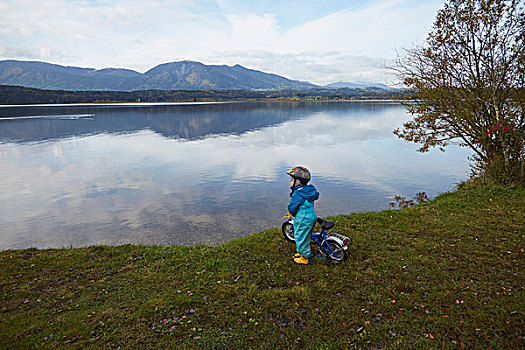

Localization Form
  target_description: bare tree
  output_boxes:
[393,0,524,183]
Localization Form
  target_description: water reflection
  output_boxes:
[0,102,470,250]
[0,102,396,142]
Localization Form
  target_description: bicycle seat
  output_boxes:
[317,218,335,230]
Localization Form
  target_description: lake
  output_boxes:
[0,101,471,250]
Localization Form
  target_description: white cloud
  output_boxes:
[204,50,392,85]
[0,0,443,84]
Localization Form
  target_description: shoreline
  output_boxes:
[0,99,410,109]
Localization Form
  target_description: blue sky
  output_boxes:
[0,0,444,85]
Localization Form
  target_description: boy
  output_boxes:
[286,166,319,265]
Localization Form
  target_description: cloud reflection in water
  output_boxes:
[0,102,470,249]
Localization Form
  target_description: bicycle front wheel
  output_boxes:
[320,238,347,262]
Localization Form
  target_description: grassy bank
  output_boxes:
[1,184,523,349]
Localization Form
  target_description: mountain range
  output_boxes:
[0,60,392,92]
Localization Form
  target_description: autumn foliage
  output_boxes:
[394,0,524,184]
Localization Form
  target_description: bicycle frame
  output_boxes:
[311,229,339,256]
[287,218,349,259]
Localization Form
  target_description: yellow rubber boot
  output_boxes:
[292,253,301,259]
[293,255,309,265]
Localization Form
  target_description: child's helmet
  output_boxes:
[287,166,311,183]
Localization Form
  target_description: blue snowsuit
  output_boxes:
[287,184,319,258]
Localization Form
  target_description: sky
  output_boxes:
[0,0,444,85]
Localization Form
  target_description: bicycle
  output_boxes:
[282,216,350,262]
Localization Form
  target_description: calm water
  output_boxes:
[0,101,471,250]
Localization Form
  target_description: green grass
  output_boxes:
[1,184,524,349]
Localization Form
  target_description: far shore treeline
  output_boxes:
[0,85,409,105]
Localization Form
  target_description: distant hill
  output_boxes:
[0,60,317,91]
[0,84,410,105]
[142,61,317,90]
[0,61,145,91]
[324,81,395,90]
